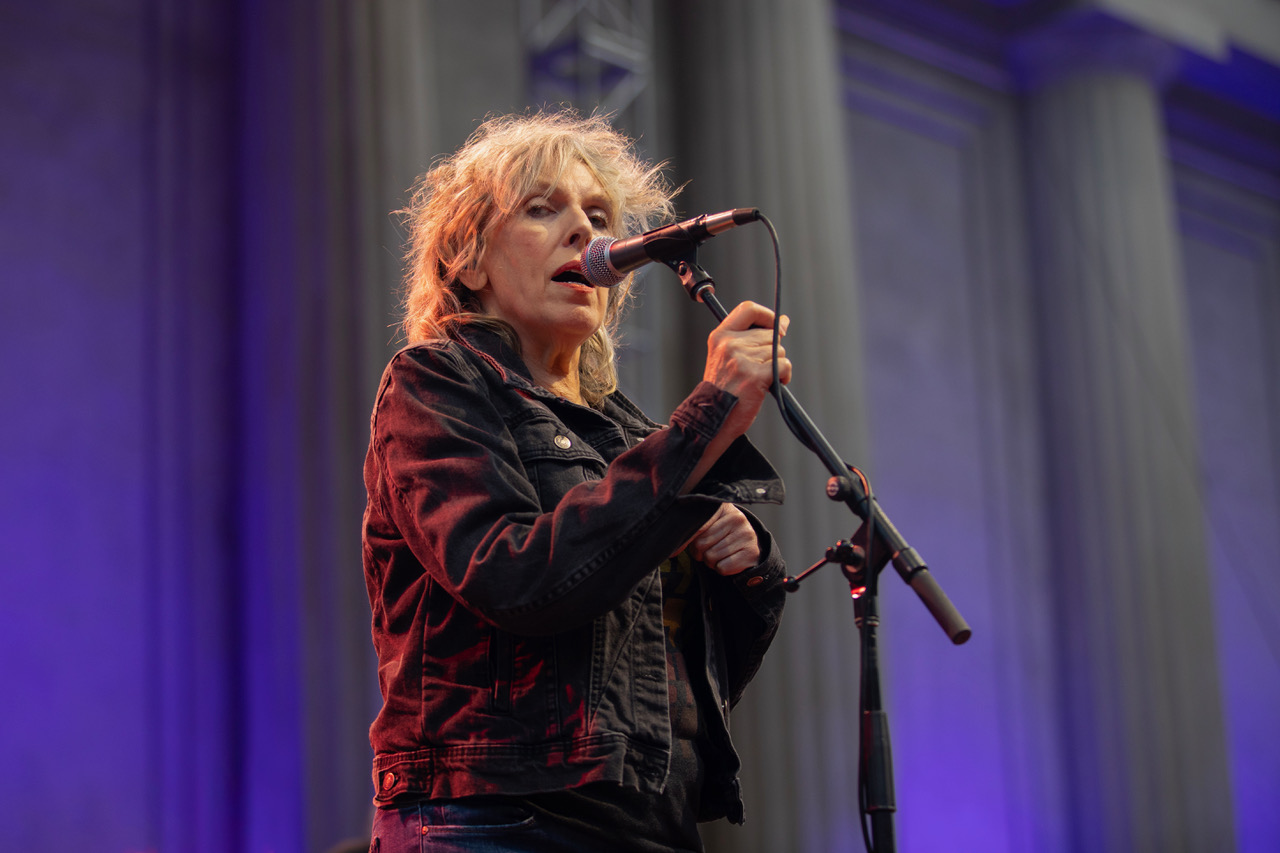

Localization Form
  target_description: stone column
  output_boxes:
[1018,13,1235,852]
[659,1,871,851]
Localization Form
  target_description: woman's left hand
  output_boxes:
[686,503,761,576]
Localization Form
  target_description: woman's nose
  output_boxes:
[565,206,592,246]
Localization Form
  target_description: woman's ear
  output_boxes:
[458,265,487,292]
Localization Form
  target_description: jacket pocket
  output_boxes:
[512,415,607,507]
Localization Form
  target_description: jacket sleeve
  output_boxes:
[365,343,747,636]
[706,508,788,707]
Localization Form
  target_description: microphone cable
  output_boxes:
[758,214,816,453]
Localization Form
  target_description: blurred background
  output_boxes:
[2,0,1277,851]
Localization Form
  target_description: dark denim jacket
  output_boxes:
[362,326,786,823]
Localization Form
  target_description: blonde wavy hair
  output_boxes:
[400,109,677,406]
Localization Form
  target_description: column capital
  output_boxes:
[1010,9,1183,93]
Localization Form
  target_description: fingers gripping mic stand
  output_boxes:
[663,251,971,853]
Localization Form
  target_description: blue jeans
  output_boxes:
[371,797,601,853]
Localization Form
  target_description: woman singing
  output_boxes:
[363,109,792,852]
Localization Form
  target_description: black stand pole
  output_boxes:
[665,254,971,853]
[849,528,897,852]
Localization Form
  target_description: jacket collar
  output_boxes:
[454,323,657,430]
[454,324,545,396]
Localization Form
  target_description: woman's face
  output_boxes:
[464,160,614,360]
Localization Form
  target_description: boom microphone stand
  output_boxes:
[663,252,971,853]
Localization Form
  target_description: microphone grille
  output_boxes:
[582,237,625,288]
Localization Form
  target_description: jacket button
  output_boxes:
[554,435,572,449]
[381,771,396,791]
[746,575,764,588]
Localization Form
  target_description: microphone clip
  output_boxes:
[664,253,718,305]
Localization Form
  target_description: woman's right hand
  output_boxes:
[702,300,792,442]
[680,301,792,494]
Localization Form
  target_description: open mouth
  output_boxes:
[551,269,590,285]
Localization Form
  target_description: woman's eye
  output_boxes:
[589,212,610,229]
[526,201,554,217]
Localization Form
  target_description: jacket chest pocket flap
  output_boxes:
[511,415,608,508]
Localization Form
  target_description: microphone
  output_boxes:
[580,208,760,287]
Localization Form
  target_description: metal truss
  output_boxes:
[520,0,654,128]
